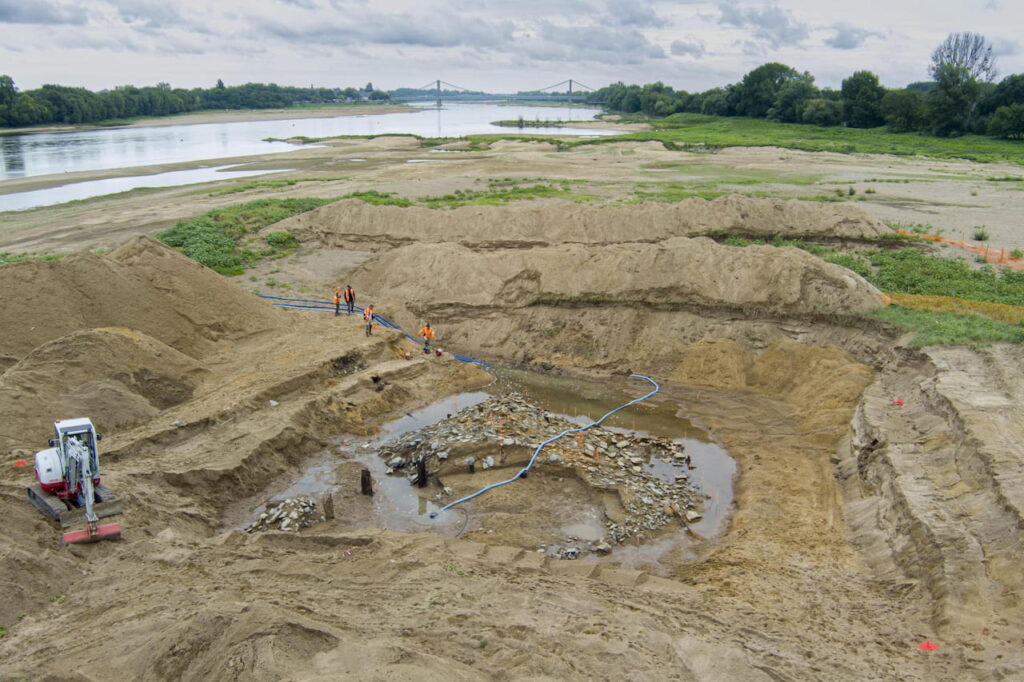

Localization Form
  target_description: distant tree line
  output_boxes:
[586,32,1024,141]
[0,77,391,128]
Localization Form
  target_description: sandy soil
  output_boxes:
[0,104,414,137]
[0,138,1022,679]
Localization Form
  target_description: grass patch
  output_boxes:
[568,114,1024,165]
[341,190,413,207]
[871,306,1024,346]
[867,249,1024,305]
[206,177,344,196]
[156,198,331,274]
[0,251,65,266]
[890,293,1024,325]
[418,180,572,209]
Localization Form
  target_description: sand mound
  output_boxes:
[0,236,281,361]
[279,195,887,251]
[352,237,884,315]
[0,327,209,451]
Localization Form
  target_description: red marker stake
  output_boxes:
[13,460,26,467]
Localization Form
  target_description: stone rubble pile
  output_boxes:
[378,394,706,546]
[244,497,320,533]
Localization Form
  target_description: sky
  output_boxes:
[1,0,1021,94]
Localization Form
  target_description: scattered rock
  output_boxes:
[268,400,279,407]
[374,393,707,548]
[245,497,320,533]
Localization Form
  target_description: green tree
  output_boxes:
[801,98,843,126]
[0,75,15,108]
[927,63,982,136]
[841,71,886,128]
[767,75,818,123]
[734,63,801,118]
[881,89,925,132]
[216,78,226,90]
[988,104,1024,139]
[699,87,730,116]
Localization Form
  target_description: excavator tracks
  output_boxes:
[27,484,123,529]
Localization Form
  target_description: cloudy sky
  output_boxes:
[1,0,1021,93]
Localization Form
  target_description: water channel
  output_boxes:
[0,103,618,212]
[230,367,736,572]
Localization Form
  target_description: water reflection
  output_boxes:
[1,135,24,173]
[0,103,617,183]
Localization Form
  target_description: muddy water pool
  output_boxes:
[232,367,736,569]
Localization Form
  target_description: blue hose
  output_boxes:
[428,374,660,518]
[257,294,488,366]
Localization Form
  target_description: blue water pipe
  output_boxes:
[428,374,660,518]
[255,293,488,366]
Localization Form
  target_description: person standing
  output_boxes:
[418,323,436,353]
[363,304,376,336]
[344,285,356,315]
[333,287,342,316]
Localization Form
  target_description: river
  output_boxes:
[0,103,617,212]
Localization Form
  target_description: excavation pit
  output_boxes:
[233,368,736,568]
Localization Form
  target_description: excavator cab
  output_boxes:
[27,418,122,544]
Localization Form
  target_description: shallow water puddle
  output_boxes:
[233,368,736,568]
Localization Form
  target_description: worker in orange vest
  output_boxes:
[343,285,355,315]
[333,287,342,316]
[363,305,376,336]
[419,323,436,354]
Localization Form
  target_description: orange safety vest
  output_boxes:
[419,326,435,340]
[333,288,341,304]
[344,287,354,303]
[363,307,375,322]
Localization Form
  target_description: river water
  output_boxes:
[0,103,616,212]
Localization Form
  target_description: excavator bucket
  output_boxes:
[62,521,122,545]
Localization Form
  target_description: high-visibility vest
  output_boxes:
[419,326,435,340]
[344,288,354,303]
[333,288,341,304]
[363,308,374,322]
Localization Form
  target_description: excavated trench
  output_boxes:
[228,366,737,571]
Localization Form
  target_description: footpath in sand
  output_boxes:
[0,196,1021,680]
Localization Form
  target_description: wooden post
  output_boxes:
[360,468,374,496]
[416,457,428,488]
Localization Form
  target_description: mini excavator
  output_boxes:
[26,418,123,544]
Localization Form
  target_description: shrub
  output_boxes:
[265,231,298,248]
[973,228,990,241]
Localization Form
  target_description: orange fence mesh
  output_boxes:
[894,230,1024,271]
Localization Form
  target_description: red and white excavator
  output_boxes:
[26,418,122,544]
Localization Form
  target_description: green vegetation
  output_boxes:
[867,249,1024,305]
[973,227,991,241]
[0,251,64,266]
[0,74,390,128]
[584,35,1022,149]
[206,177,344,196]
[870,306,1024,346]
[49,594,66,604]
[339,190,412,207]
[583,114,1024,164]
[156,198,331,274]
[419,182,571,209]
[720,235,1024,345]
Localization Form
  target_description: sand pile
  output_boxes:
[0,236,281,361]
[351,237,884,315]
[279,195,887,251]
[0,327,209,451]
